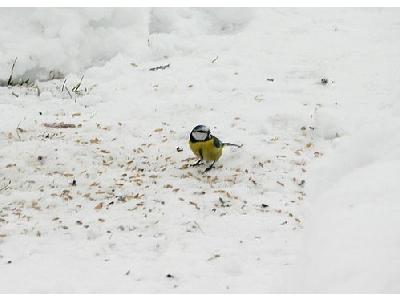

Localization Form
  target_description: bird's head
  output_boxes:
[190,125,211,141]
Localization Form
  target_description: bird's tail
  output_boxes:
[222,142,243,148]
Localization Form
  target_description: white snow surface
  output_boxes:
[0,8,399,293]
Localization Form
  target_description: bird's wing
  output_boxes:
[213,136,223,148]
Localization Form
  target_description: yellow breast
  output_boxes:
[189,138,223,162]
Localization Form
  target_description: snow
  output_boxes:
[0,8,150,81]
[0,8,400,293]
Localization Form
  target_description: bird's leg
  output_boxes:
[204,161,216,173]
[190,159,203,167]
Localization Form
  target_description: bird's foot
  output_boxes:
[190,160,203,167]
[203,162,216,173]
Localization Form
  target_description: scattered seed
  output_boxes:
[189,201,200,210]
[43,122,76,129]
[207,254,221,261]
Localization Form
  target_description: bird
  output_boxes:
[189,125,242,172]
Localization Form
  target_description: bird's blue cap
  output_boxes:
[192,125,210,133]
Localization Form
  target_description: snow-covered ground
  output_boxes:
[0,8,399,293]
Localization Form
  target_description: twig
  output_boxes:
[0,180,11,192]
[211,56,219,64]
[149,64,170,71]
[7,57,17,86]
[43,122,76,129]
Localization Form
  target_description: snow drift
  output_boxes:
[295,119,400,292]
[0,8,254,82]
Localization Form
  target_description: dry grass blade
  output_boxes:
[72,75,85,92]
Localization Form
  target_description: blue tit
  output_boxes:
[189,125,242,172]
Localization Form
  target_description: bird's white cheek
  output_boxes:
[192,132,207,141]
